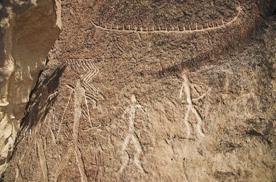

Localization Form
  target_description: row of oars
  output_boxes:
[93,19,231,32]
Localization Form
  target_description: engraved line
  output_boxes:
[57,88,74,137]
[91,6,242,34]
[66,59,101,106]
[73,80,89,182]
[36,137,49,182]
[180,74,207,138]
[53,147,73,182]
[118,95,145,174]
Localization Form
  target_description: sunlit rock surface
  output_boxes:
[2,0,276,181]
[0,0,61,176]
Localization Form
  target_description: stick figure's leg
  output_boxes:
[183,107,192,138]
[118,135,131,173]
[191,107,205,138]
[57,88,74,136]
[83,93,93,128]
[47,109,57,144]
[132,135,145,173]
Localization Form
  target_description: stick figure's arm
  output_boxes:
[122,107,130,119]
[136,105,146,113]
[179,83,185,99]
[192,88,211,102]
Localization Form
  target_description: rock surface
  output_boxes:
[0,0,61,176]
[3,0,276,181]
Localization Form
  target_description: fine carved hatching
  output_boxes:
[57,59,103,136]
[40,59,104,168]
[48,62,102,181]
[66,59,102,107]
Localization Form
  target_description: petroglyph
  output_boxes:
[47,81,92,181]
[53,148,73,182]
[179,74,210,139]
[43,107,58,145]
[57,87,74,137]
[118,95,146,174]
[64,83,93,129]
[57,58,103,136]
[91,6,242,34]
[36,137,49,182]
[72,80,89,182]
[66,59,99,85]
[43,64,103,182]
[14,165,20,182]
[66,59,102,107]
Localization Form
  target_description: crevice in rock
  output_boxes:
[272,8,276,16]
[20,61,66,131]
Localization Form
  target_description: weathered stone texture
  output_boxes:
[3,0,276,181]
[0,0,61,176]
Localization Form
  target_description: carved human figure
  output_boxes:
[66,59,102,107]
[72,80,89,182]
[179,73,209,139]
[118,95,145,174]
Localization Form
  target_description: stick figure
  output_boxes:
[118,95,145,174]
[179,74,209,139]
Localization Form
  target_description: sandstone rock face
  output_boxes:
[0,0,61,176]
[3,0,276,181]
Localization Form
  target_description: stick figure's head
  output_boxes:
[176,67,190,80]
[131,95,137,103]
[236,5,242,12]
